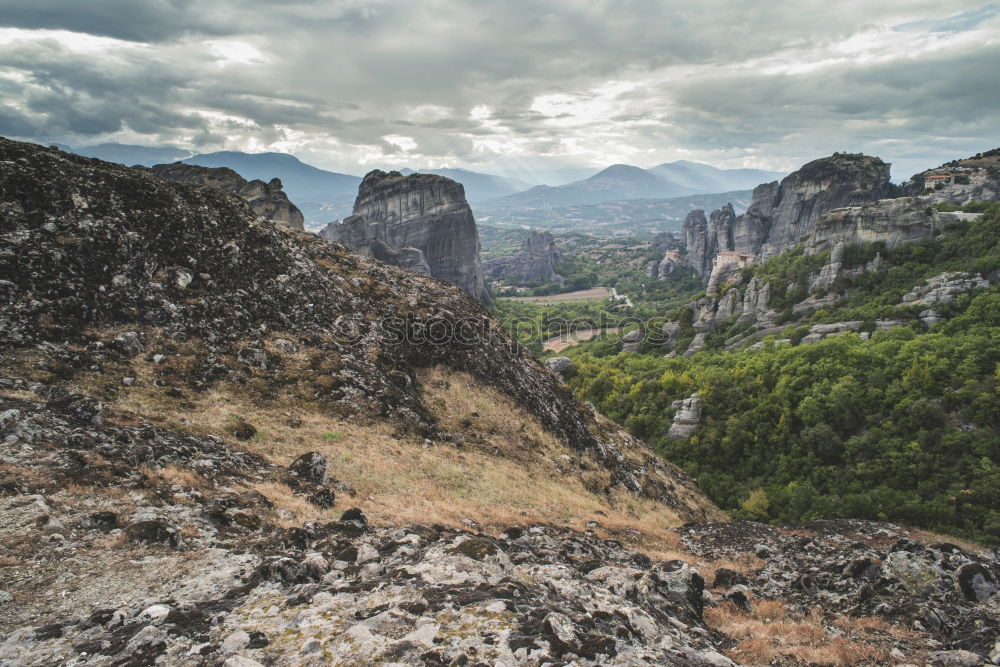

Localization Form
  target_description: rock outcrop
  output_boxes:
[684,154,895,285]
[901,272,991,306]
[903,148,1000,205]
[319,170,492,305]
[149,162,305,230]
[804,197,952,256]
[483,229,563,285]
[667,394,702,439]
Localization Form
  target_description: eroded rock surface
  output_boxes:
[319,170,492,304]
[484,229,563,285]
[149,162,305,231]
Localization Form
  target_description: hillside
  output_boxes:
[559,202,1000,545]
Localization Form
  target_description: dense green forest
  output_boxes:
[556,203,1000,544]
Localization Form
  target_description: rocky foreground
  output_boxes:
[1,385,998,666]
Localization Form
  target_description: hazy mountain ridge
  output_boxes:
[498,161,784,209]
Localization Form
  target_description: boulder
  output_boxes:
[288,451,328,485]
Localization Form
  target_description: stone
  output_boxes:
[544,356,573,379]
[125,520,179,547]
[955,562,997,602]
[883,551,943,595]
[273,338,298,354]
[0,591,12,604]
[622,328,644,353]
[140,604,171,624]
[319,170,492,305]
[483,230,563,284]
[0,409,20,430]
[113,331,144,356]
[223,657,265,667]
[220,629,251,654]
[340,507,368,524]
[287,451,328,485]
[667,394,702,439]
[712,568,750,590]
[237,347,270,369]
[927,650,989,666]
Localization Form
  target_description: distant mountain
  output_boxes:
[649,160,784,193]
[183,151,362,226]
[398,167,532,201]
[66,143,193,167]
[497,160,784,208]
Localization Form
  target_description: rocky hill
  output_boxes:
[2,138,998,665]
[319,170,493,305]
[682,154,897,287]
[149,162,305,231]
[903,148,1000,205]
[483,230,564,286]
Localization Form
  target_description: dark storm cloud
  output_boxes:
[0,0,996,175]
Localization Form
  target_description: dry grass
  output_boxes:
[74,350,688,554]
[251,481,338,527]
[705,600,892,666]
[908,528,988,555]
[701,553,766,588]
[140,465,211,490]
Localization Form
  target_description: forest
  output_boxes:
[552,203,1000,543]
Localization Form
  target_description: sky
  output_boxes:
[0,1,998,182]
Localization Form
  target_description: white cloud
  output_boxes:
[0,1,997,178]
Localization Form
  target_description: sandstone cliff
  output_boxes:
[804,197,953,255]
[483,229,563,284]
[319,170,492,305]
[150,162,305,230]
[684,154,895,287]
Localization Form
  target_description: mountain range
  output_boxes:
[498,162,785,208]
[58,142,784,229]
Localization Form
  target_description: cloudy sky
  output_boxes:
[0,1,998,181]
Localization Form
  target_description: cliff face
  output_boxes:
[320,170,492,305]
[757,154,895,256]
[483,229,563,284]
[684,154,895,285]
[805,197,950,255]
[150,162,305,230]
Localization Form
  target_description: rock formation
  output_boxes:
[667,394,702,439]
[483,229,563,284]
[149,162,305,230]
[804,197,953,256]
[683,154,895,285]
[903,148,1000,205]
[319,170,492,305]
